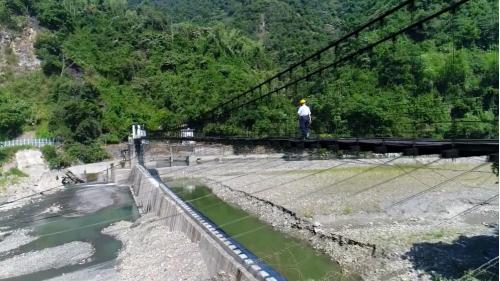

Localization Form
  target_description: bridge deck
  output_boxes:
[149,136,499,158]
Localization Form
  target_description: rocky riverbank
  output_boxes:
[161,155,498,281]
[103,215,212,281]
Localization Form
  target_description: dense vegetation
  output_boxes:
[0,0,498,162]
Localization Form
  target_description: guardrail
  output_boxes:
[0,138,59,148]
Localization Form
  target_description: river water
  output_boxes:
[0,183,139,281]
[171,184,359,281]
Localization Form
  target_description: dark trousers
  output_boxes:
[299,115,310,138]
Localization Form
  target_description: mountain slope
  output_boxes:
[0,0,497,163]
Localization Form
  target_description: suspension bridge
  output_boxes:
[146,0,498,159]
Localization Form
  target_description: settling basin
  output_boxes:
[170,183,357,281]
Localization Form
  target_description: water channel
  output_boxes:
[0,183,139,281]
[170,183,359,281]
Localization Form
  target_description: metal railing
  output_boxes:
[0,138,59,148]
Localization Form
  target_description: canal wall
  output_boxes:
[127,164,283,281]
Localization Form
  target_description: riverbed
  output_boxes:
[0,183,139,280]
[161,155,498,281]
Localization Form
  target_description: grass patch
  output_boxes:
[342,206,353,215]
[0,176,10,188]
[6,167,28,177]
[0,145,33,166]
[405,228,457,245]
[0,167,28,189]
[422,229,447,240]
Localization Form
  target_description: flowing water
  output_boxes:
[171,184,359,281]
[0,183,139,281]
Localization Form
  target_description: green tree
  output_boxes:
[0,94,29,140]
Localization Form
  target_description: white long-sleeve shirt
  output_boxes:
[298,105,311,117]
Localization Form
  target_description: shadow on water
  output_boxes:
[0,184,139,281]
[405,227,499,280]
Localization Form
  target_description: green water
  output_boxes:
[171,184,358,281]
[0,184,139,281]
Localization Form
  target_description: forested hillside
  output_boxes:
[0,0,498,163]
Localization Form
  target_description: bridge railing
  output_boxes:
[148,118,498,142]
[0,138,60,148]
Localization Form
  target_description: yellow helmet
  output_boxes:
[300,99,306,104]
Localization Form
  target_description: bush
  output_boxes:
[35,121,53,138]
[42,142,109,168]
[0,94,29,140]
[41,145,70,169]
[40,144,57,159]
[492,162,499,177]
[100,133,121,144]
[65,142,109,164]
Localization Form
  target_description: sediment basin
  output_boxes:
[170,183,356,281]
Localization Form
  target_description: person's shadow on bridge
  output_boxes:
[404,226,499,280]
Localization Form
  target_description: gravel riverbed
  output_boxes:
[161,154,498,281]
[0,241,95,279]
[103,214,211,281]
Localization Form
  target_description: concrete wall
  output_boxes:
[128,165,283,281]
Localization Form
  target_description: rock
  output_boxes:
[313,227,325,235]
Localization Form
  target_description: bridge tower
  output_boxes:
[131,124,147,166]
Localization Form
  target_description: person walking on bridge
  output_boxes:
[297,99,311,139]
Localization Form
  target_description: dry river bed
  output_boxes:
[0,214,214,281]
[160,155,499,281]
[0,149,215,281]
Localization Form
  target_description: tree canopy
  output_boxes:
[0,0,497,159]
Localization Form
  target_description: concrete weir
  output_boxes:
[128,164,284,281]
